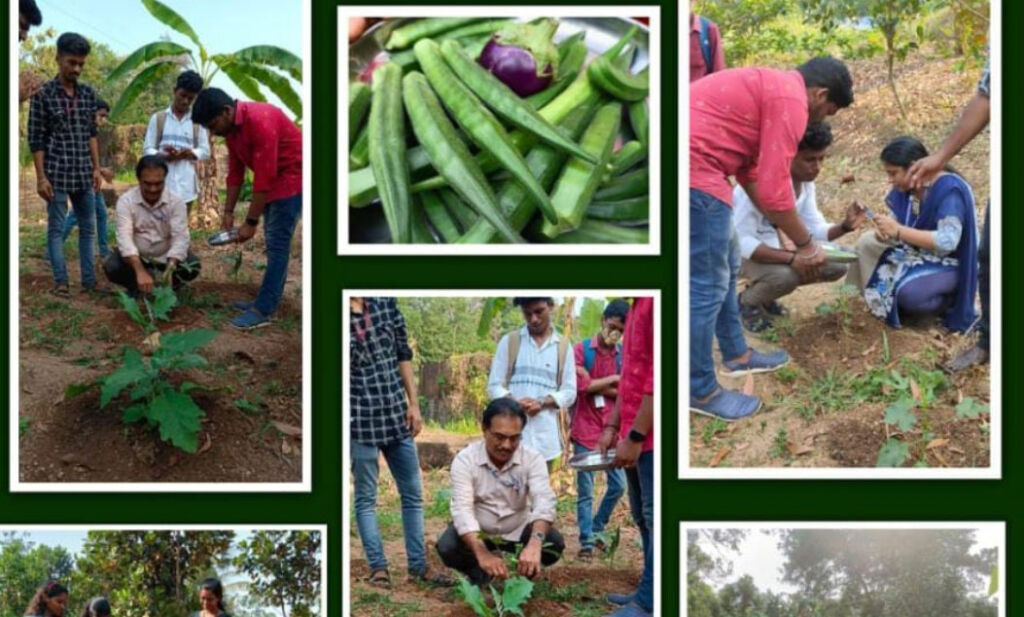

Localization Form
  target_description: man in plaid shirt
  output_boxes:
[349,297,453,588]
[28,32,104,296]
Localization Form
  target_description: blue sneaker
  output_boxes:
[690,389,761,422]
[606,592,635,606]
[230,300,255,312]
[603,602,652,616]
[231,308,271,330]
[720,349,789,377]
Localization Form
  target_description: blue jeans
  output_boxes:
[625,450,654,612]
[574,441,626,549]
[351,436,427,575]
[62,191,110,258]
[690,188,747,397]
[48,189,96,287]
[254,193,302,316]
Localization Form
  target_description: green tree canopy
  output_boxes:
[233,530,322,617]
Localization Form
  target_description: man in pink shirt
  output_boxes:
[192,88,303,330]
[689,4,726,82]
[598,297,654,616]
[570,299,629,561]
[690,57,853,421]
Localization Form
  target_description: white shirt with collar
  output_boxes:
[115,186,190,264]
[142,106,210,203]
[733,181,833,260]
[486,326,577,461]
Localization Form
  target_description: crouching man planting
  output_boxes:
[104,155,200,295]
[437,398,565,585]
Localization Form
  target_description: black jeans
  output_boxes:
[436,521,565,584]
[978,203,990,351]
[103,248,201,294]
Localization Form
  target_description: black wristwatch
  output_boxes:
[628,429,647,443]
[245,216,260,227]
[532,531,545,542]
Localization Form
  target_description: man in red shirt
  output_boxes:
[690,57,853,421]
[571,299,629,561]
[192,88,303,330]
[689,4,726,82]
[598,297,654,617]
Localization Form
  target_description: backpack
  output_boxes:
[156,110,201,150]
[582,340,623,376]
[698,16,714,74]
[502,330,571,390]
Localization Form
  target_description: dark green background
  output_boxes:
[2,1,1013,616]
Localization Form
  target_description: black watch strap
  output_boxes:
[245,216,260,227]
[628,429,646,443]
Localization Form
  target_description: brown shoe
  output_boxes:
[366,568,391,589]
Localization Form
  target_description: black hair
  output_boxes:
[880,135,959,177]
[796,56,854,108]
[135,154,169,178]
[482,398,528,430]
[79,597,111,617]
[191,88,235,126]
[21,0,43,26]
[602,298,630,322]
[200,578,227,612]
[176,70,204,94]
[512,297,554,308]
[798,122,833,152]
[25,581,68,616]
[95,98,110,112]
[56,32,90,56]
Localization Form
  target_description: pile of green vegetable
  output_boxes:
[347,18,650,244]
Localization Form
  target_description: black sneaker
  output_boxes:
[764,300,789,316]
[740,303,773,333]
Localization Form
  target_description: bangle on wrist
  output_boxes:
[245,216,260,227]
[795,235,813,249]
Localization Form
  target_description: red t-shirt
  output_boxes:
[689,13,726,82]
[226,101,303,202]
[690,67,809,212]
[571,336,621,450]
[617,298,654,453]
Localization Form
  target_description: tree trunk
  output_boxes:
[192,135,221,230]
[884,30,909,127]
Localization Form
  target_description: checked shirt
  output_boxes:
[28,78,99,193]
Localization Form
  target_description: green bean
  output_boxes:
[348,81,371,147]
[525,37,588,110]
[385,18,481,50]
[607,141,646,176]
[410,197,437,243]
[547,219,649,243]
[367,63,411,243]
[420,191,461,243]
[439,188,479,231]
[595,167,648,200]
[587,196,649,221]
[349,125,370,170]
[629,100,648,148]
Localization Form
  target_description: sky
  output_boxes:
[696,526,1002,596]
[30,0,303,110]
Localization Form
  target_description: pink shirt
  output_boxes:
[618,297,654,453]
[226,101,303,202]
[689,14,726,82]
[570,336,620,450]
[690,68,809,212]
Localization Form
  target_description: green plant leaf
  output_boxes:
[157,329,218,356]
[477,298,506,338]
[212,54,267,102]
[148,387,205,452]
[123,403,148,424]
[989,564,999,595]
[814,302,835,316]
[107,41,191,83]
[876,439,910,467]
[456,576,493,617]
[243,62,303,119]
[117,290,147,328]
[141,0,203,50]
[956,397,989,419]
[233,45,303,81]
[151,286,178,321]
[65,381,98,399]
[500,576,534,616]
[577,298,605,340]
[110,60,179,121]
[884,398,917,432]
[100,349,152,408]
[161,352,209,372]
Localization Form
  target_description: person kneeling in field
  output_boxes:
[437,398,565,586]
[733,122,867,332]
[104,155,200,296]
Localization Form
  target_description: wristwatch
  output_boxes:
[628,429,647,443]
[245,216,260,227]
[532,531,545,542]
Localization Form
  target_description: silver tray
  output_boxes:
[208,229,239,246]
[568,450,617,472]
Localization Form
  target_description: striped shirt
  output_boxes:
[486,326,577,461]
[27,78,99,193]
[349,298,413,447]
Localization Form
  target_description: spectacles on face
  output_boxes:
[487,430,522,448]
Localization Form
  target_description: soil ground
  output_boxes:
[688,52,993,469]
[17,170,304,483]
[348,456,646,617]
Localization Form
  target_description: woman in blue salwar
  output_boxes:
[848,136,979,332]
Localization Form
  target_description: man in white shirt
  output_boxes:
[142,70,209,208]
[103,155,199,295]
[733,122,866,332]
[436,398,563,586]
[487,297,577,467]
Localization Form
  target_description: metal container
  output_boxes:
[208,228,240,246]
[568,450,617,472]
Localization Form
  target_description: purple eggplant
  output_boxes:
[478,19,561,97]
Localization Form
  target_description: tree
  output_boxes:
[801,0,925,124]
[233,530,321,617]
[0,533,74,617]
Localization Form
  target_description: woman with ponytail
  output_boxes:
[192,578,230,617]
[24,581,69,617]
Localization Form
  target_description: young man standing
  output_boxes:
[143,70,209,211]
[28,32,103,297]
[348,297,452,589]
[190,88,302,330]
[61,99,114,260]
[690,56,854,421]
[486,297,577,468]
[689,2,725,82]
[733,122,866,331]
[571,299,629,561]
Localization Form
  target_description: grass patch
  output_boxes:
[425,486,451,519]
[534,580,592,602]
[351,589,422,617]
[700,418,728,445]
[19,416,31,437]
[427,415,479,435]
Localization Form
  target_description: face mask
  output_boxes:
[601,326,621,346]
